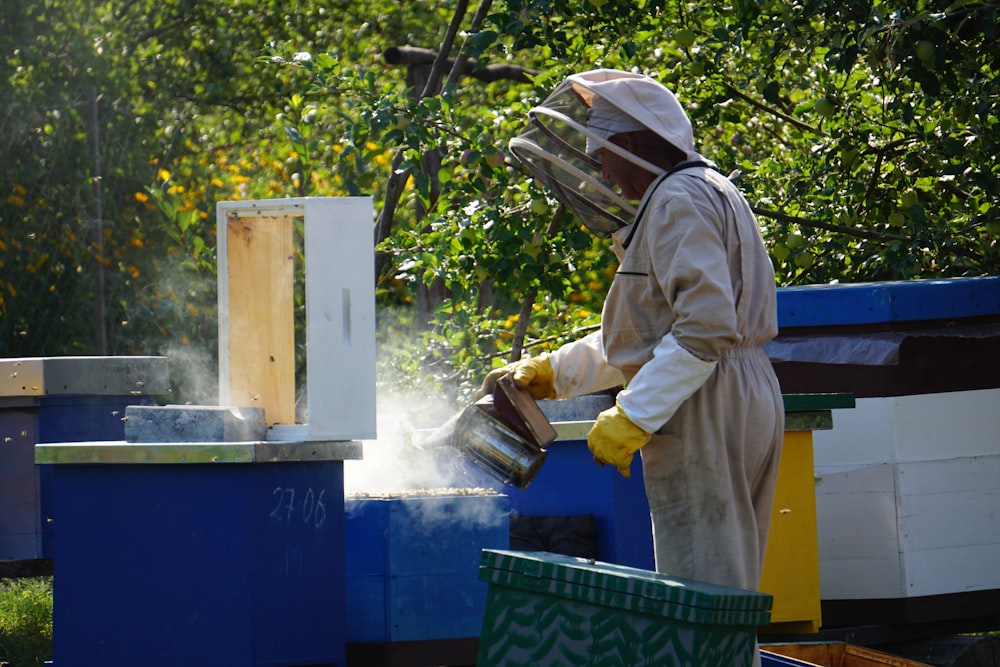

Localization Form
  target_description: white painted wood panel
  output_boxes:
[814,463,904,599]
[891,389,1000,461]
[903,542,1000,597]
[813,452,1000,600]
[813,397,898,465]
[814,389,1000,465]
[896,455,1000,597]
[303,197,377,440]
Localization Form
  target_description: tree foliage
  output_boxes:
[1,0,997,406]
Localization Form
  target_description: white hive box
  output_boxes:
[216,197,376,442]
[813,388,1000,613]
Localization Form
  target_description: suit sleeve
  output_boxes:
[549,330,626,399]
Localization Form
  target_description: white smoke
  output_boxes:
[161,342,218,406]
[343,383,500,498]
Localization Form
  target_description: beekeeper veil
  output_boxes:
[509,69,696,237]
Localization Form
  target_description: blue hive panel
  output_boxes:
[776,276,1000,328]
[344,493,510,643]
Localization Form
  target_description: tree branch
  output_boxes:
[384,46,538,84]
[419,0,470,99]
[374,3,476,285]
[373,153,410,282]
[722,81,818,134]
[752,205,908,242]
[443,0,495,92]
[509,203,565,362]
[375,2,536,285]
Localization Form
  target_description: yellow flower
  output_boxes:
[134,192,149,203]
[130,237,144,248]
[13,184,27,195]
[6,195,25,207]
[210,178,224,188]
[157,168,171,181]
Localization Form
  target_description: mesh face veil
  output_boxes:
[508,70,696,237]
[508,81,641,237]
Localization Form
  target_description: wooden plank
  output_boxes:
[223,214,295,426]
[783,393,856,412]
[784,410,834,432]
[812,397,899,466]
[763,642,933,667]
[896,455,1000,597]
[301,197,377,440]
[760,431,823,631]
[813,463,905,599]
[891,389,1000,461]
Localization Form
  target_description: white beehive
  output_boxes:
[813,388,1000,601]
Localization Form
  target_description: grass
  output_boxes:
[0,578,52,667]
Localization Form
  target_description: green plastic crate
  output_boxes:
[477,549,772,667]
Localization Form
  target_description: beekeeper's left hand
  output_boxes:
[478,354,556,400]
[587,401,651,478]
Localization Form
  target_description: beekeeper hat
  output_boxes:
[508,69,700,237]
[586,95,646,153]
[570,69,696,159]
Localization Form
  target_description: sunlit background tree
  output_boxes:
[2,0,997,408]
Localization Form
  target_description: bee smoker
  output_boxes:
[421,374,557,490]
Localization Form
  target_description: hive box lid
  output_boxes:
[479,549,772,627]
[0,356,170,397]
[776,276,1000,329]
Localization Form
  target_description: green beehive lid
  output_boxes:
[479,549,772,628]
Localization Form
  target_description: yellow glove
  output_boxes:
[587,402,651,478]
[478,354,556,400]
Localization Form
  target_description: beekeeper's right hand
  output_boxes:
[478,354,556,400]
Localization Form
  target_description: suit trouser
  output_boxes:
[640,347,783,666]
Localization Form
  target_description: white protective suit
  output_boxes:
[512,70,784,596]
[550,160,784,592]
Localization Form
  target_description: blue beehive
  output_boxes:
[37,442,355,667]
[345,493,509,643]
[0,356,169,562]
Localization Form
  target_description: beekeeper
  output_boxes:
[484,69,784,600]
